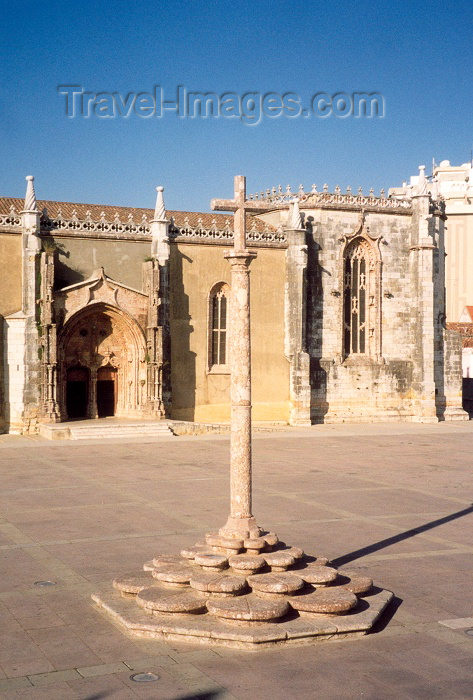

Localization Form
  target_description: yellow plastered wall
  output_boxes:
[0,233,22,316]
[0,232,22,431]
[170,243,289,422]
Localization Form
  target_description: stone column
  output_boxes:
[89,369,98,419]
[147,186,171,417]
[410,186,438,421]
[39,251,60,422]
[15,176,42,432]
[211,175,272,540]
[284,201,311,426]
[219,248,259,539]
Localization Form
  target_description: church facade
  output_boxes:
[0,172,467,434]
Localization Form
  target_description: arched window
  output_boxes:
[343,237,380,357]
[209,283,229,368]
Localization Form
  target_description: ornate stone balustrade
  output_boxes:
[0,206,22,228]
[32,210,288,246]
[40,209,150,236]
[249,184,413,211]
[170,217,287,245]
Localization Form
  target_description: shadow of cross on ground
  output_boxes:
[332,504,473,567]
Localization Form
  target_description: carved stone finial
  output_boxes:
[311,184,318,193]
[153,185,167,222]
[413,165,428,196]
[323,183,328,193]
[289,198,303,230]
[150,185,170,262]
[24,175,38,212]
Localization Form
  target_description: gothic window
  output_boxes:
[343,237,379,357]
[209,283,229,368]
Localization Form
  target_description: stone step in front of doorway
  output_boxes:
[38,420,175,441]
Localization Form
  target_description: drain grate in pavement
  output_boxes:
[130,672,159,682]
[34,580,57,586]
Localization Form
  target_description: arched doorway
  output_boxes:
[58,303,147,421]
[97,365,117,417]
[66,366,89,419]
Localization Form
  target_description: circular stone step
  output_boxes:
[337,571,373,595]
[207,593,289,621]
[263,551,296,571]
[113,572,156,595]
[262,532,279,547]
[152,555,183,568]
[243,537,266,552]
[136,587,207,613]
[151,564,193,585]
[205,533,243,550]
[289,588,358,614]
[180,546,210,560]
[190,571,247,595]
[284,547,304,560]
[228,554,266,575]
[247,572,304,595]
[194,553,228,570]
[298,565,338,585]
[314,556,330,566]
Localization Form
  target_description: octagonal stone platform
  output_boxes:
[93,534,393,649]
[92,586,392,648]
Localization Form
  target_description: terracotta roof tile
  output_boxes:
[447,322,473,347]
[0,197,275,233]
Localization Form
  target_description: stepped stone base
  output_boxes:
[92,531,393,648]
[92,587,392,649]
[38,419,174,440]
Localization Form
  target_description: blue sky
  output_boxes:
[1,0,472,212]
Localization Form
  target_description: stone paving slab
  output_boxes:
[0,422,472,698]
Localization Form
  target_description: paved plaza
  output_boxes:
[0,421,472,699]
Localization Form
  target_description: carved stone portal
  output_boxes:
[58,303,147,420]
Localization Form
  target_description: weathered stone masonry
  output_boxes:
[0,176,467,433]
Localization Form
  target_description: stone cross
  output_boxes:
[211,176,269,538]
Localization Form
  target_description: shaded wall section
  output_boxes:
[47,235,151,290]
[170,242,289,422]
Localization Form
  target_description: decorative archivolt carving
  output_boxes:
[339,211,383,250]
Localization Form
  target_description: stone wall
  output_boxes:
[304,207,418,422]
[169,241,289,423]
[44,235,151,291]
